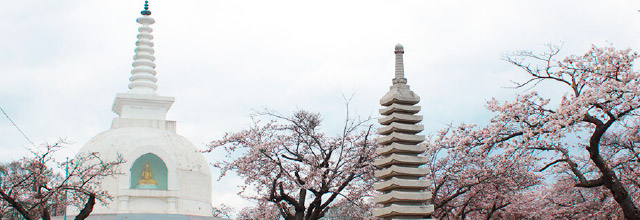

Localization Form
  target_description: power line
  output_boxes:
[0,105,36,147]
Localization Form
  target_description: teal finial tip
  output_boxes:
[141,0,151,16]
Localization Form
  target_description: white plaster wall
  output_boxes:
[178,169,211,202]
[128,197,168,213]
[179,198,213,216]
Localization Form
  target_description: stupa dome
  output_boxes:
[76,127,212,216]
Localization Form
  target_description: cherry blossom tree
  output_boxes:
[431,45,640,219]
[321,197,374,219]
[206,109,377,220]
[0,141,123,220]
[211,203,235,219]
[522,175,621,219]
[236,200,280,220]
[427,124,541,219]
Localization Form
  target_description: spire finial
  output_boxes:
[141,1,151,16]
[129,2,157,94]
[392,43,407,85]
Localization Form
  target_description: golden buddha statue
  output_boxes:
[138,162,158,185]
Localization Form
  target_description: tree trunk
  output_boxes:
[41,206,51,220]
[74,193,95,220]
[485,200,497,220]
[589,125,640,220]
[0,189,34,220]
[295,189,306,220]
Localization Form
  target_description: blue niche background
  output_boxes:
[130,153,168,190]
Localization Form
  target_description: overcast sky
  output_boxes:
[1,0,638,212]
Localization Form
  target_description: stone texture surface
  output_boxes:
[373,44,434,219]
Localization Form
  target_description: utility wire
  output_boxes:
[0,105,36,147]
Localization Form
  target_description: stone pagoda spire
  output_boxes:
[111,0,175,130]
[373,44,434,219]
[129,0,158,94]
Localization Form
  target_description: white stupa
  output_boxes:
[67,1,215,218]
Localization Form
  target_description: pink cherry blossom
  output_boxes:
[206,110,377,220]
[430,45,640,219]
[0,141,124,220]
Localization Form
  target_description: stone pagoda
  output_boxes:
[373,44,434,219]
